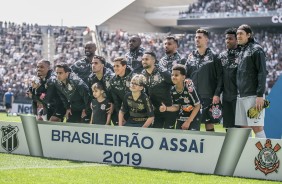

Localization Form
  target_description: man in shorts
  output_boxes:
[235,24,267,138]
[3,88,14,115]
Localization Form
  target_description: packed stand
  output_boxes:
[53,27,85,67]
[0,22,43,103]
[179,0,282,18]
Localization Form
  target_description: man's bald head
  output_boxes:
[85,42,97,57]
[129,35,141,52]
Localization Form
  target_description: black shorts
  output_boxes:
[67,110,87,123]
[222,99,238,128]
[5,103,11,109]
[50,107,66,121]
[200,98,215,124]
[152,111,177,129]
[176,114,201,131]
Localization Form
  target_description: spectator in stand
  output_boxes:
[180,0,281,16]
[0,22,43,103]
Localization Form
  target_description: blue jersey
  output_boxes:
[4,92,13,104]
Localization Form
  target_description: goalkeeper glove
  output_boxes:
[247,100,270,119]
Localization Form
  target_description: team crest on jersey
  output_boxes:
[172,60,178,66]
[126,81,130,88]
[67,84,73,91]
[154,75,159,82]
[255,139,280,175]
[1,125,19,153]
[204,56,210,61]
[188,86,194,93]
[184,97,190,103]
[137,56,142,61]
[161,60,168,67]
[105,80,110,89]
[101,104,106,110]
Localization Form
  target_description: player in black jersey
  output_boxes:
[160,64,201,130]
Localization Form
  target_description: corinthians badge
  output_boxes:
[1,125,19,153]
[255,139,281,175]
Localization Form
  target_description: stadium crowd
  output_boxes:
[0,23,89,103]
[179,0,282,17]
[0,22,43,103]
[53,27,85,66]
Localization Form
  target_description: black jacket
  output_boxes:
[142,66,174,113]
[185,48,223,98]
[237,41,267,97]
[159,52,186,73]
[71,57,92,84]
[125,47,145,74]
[110,66,134,112]
[71,56,114,84]
[55,73,90,111]
[88,67,114,101]
[31,70,64,116]
[219,48,240,101]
